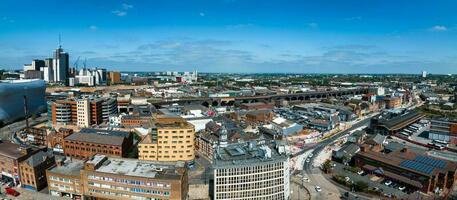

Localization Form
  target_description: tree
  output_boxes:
[353,181,369,192]
[322,159,333,174]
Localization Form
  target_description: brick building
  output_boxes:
[48,128,74,153]
[63,128,133,159]
[239,102,275,110]
[19,150,56,191]
[354,147,457,193]
[138,118,195,162]
[47,155,188,200]
[0,140,43,186]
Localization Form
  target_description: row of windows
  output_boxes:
[216,162,284,176]
[88,189,164,200]
[215,186,284,199]
[142,150,191,154]
[88,182,170,196]
[87,175,171,189]
[216,192,285,200]
[50,176,73,183]
[216,171,284,185]
[216,177,284,192]
[140,145,193,149]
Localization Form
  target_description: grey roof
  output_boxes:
[366,134,386,145]
[48,158,85,177]
[23,150,54,167]
[65,129,130,146]
[214,140,287,168]
[333,142,360,159]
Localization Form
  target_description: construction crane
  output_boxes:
[73,56,81,70]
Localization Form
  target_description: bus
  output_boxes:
[433,140,449,147]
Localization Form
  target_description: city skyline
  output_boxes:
[1,0,457,74]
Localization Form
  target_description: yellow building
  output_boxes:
[139,119,195,162]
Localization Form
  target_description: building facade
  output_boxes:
[47,155,188,200]
[213,141,289,200]
[138,119,195,162]
[63,128,133,159]
[19,150,56,191]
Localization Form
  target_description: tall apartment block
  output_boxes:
[138,117,195,162]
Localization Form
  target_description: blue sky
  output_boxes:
[1,0,457,73]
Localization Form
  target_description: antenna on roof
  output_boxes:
[58,33,62,48]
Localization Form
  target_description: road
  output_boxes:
[302,117,376,200]
[0,113,48,140]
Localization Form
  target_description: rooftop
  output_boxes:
[64,128,130,146]
[87,155,185,180]
[214,140,287,168]
[48,158,85,177]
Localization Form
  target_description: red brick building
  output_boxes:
[63,128,133,159]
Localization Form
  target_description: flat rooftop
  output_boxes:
[48,158,85,177]
[214,140,287,168]
[64,128,130,146]
[88,155,185,180]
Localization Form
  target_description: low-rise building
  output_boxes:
[19,150,56,191]
[428,119,457,144]
[354,147,457,193]
[47,155,188,200]
[63,128,133,159]
[0,140,42,186]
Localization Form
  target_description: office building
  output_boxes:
[49,96,118,127]
[213,140,290,200]
[63,128,133,159]
[46,158,85,199]
[138,117,195,162]
[42,58,54,82]
[74,68,107,86]
[53,46,69,84]
[108,71,122,84]
[47,155,188,200]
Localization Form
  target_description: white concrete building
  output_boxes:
[213,140,289,200]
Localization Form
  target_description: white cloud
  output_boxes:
[344,16,362,21]
[89,25,98,31]
[430,25,447,32]
[112,3,133,17]
[199,12,205,17]
[112,10,127,16]
[122,3,133,10]
[307,22,318,29]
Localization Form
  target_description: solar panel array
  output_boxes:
[400,160,434,174]
[415,155,446,169]
[400,155,447,174]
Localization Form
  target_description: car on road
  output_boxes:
[5,187,20,197]
[399,186,406,191]
[357,170,364,175]
[303,177,310,182]
[384,180,392,186]
[308,153,314,158]
[315,185,322,192]
[305,159,310,163]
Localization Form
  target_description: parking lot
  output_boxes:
[331,162,409,198]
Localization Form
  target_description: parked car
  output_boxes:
[357,170,364,175]
[315,185,322,192]
[399,186,406,191]
[5,187,20,197]
[303,177,310,182]
[384,180,392,186]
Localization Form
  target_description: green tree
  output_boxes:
[322,159,333,174]
[353,181,369,192]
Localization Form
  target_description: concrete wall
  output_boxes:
[188,183,210,200]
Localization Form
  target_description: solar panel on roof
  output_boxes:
[414,155,446,169]
[400,160,434,174]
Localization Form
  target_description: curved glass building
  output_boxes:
[0,79,46,125]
